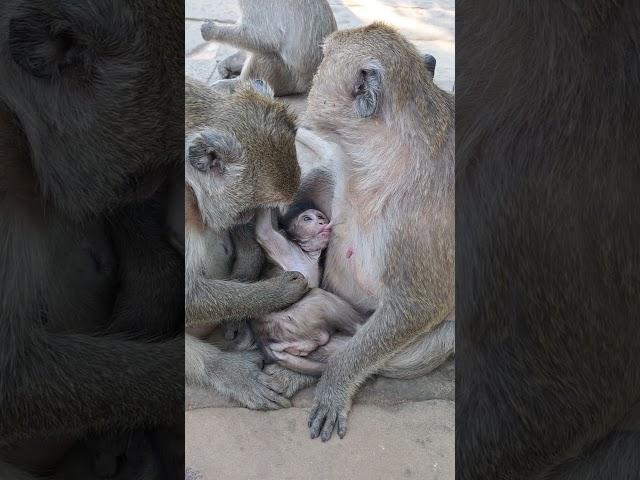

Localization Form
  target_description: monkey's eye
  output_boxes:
[303,216,312,222]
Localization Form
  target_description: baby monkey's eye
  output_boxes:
[303,216,312,222]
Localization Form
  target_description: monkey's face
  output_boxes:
[287,209,331,253]
[0,0,182,218]
[185,79,300,231]
[306,22,425,133]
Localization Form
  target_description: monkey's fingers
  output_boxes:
[257,373,291,408]
[308,404,328,439]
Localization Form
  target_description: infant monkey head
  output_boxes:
[286,209,331,253]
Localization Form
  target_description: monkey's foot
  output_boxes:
[308,378,351,441]
[206,350,291,410]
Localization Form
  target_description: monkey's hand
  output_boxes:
[268,270,310,306]
[205,349,291,410]
[307,367,353,441]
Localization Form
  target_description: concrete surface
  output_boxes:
[186,400,454,480]
[185,2,455,479]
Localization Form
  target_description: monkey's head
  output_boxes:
[286,208,331,253]
[0,0,182,219]
[306,22,433,133]
[185,78,300,231]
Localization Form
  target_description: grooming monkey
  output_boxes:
[201,0,337,96]
[0,0,184,477]
[184,76,310,410]
[264,23,455,441]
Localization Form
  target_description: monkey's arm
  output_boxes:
[229,222,265,281]
[291,133,337,220]
[255,208,300,268]
[185,271,308,328]
[201,21,279,54]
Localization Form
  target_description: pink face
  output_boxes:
[287,209,332,253]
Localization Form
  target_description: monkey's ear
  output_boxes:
[9,10,88,79]
[247,79,275,99]
[353,65,382,118]
[423,54,436,79]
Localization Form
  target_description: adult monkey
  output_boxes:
[269,23,455,441]
[184,77,309,409]
[457,1,640,479]
[0,0,183,477]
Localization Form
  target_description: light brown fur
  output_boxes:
[270,22,455,441]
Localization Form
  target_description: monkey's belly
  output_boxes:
[323,234,379,313]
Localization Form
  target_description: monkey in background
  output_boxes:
[184,76,311,410]
[201,0,337,96]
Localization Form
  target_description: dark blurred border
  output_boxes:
[456,1,640,479]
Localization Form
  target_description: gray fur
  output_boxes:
[184,77,310,410]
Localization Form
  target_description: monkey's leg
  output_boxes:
[186,335,290,410]
[274,317,454,380]
[544,431,640,480]
[229,223,265,282]
[217,51,247,79]
[307,301,449,441]
[378,316,454,379]
[185,270,308,327]
[201,22,279,54]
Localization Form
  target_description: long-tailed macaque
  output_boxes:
[184,77,310,410]
[262,23,455,441]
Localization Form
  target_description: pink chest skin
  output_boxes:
[346,247,354,259]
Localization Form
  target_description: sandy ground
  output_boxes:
[185,2,455,479]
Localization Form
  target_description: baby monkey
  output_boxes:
[256,206,332,288]
[253,207,364,361]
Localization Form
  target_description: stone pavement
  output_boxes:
[185,1,455,479]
